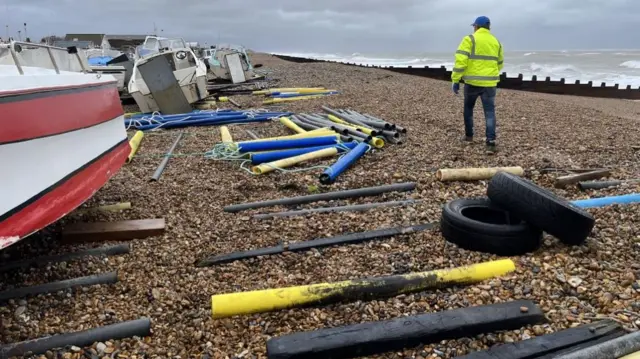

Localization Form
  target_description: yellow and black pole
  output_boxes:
[211,259,515,318]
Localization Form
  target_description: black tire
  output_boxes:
[440,198,543,256]
[487,171,595,245]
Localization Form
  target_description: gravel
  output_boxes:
[0,53,639,358]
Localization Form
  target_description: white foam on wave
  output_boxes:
[271,51,640,88]
[620,60,640,69]
[529,62,580,74]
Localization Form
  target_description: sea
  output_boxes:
[274,50,640,88]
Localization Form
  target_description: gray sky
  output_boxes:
[3,0,639,53]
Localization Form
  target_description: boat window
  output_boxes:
[143,37,158,50]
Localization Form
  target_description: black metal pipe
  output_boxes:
[346,111,394,131]
[0,244,130,274]
[253,199,420,220]
[301,114,372,141]
[364,113,406,133]
[196,223,436,266]
[150,131,184,181]
[290,117,353,143]
[578,179,635,190]
[555,330,640,359]
[313,113,382,136]
[0,318,151,357]
[223,182,417,213]
[0,271,118,302]
[321,106,371,129]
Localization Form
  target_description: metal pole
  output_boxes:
[150,131,184,181]
[0,318,151,357]
[224,182,417,213]
[253,199,421,220]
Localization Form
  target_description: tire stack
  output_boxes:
[441,171,596,256]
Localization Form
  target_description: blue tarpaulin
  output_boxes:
[87,56,113,66]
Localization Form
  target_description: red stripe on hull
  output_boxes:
[0,85,123,144]
[0,140,130,245]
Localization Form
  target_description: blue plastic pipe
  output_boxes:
[319,142,369,185]
[237,136,339,153]
[571,193,640,208]
[136,116,272,131]
[250,142,358,164]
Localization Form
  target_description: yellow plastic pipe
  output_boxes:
[263,94,332,104]
[251,147,338,174]
[620,351,640,359]
[280,117,307,133]
[210,259,516,318]
[126,131,144,163]
[236,129,337,144]
[436,166,525,181]
[220,126,233,143]
[253,87,326,95]
[368,137,385,149]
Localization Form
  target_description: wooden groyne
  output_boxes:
[273,54,640,100]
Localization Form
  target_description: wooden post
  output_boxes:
[62,219,165,243]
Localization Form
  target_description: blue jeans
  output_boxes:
[463,84,496,143]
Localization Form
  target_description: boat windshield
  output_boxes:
[159,38,187,50]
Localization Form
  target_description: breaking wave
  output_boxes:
[620,60,640,69]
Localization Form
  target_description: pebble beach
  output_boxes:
[1,53,639,358]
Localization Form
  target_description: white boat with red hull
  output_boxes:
[0,41,130,250]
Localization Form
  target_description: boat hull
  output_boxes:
[0,72,129,249]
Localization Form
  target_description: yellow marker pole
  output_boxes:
[211,259,516,318]
[280,117,307,133]
[251,147,338,174]
[220,126,233,143]
[126,131,144,163]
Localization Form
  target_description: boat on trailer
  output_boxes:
[128,36,208,113]
[0,41,130,250]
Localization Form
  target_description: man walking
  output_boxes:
[451,16,504,154]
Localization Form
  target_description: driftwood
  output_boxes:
[554,169,611,188]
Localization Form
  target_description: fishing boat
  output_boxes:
[128,36,208,113]
[203,44,262,84]
[0,41,130,250]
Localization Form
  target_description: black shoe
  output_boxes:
[461,136,473,143]
[486,141,497,154]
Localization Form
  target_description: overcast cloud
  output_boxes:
[2,0,639,54]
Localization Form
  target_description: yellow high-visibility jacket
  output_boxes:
[451,28,504,87]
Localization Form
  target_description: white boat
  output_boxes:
[0,41,129,250]
[127,36,208,113]
[203,44,262,84]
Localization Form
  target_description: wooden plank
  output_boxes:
[554,169,611,188]
[62,219,165,243]
[454,320,624,359]
[266,300,546,359]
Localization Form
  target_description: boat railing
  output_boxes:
[0,41,89,75]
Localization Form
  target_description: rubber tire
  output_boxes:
[440,198,543,256]
[487,171,595,245]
